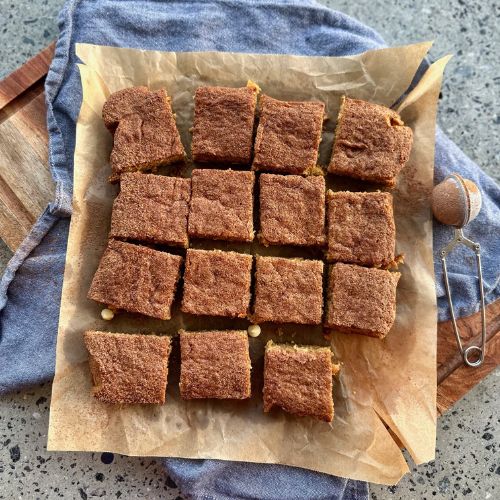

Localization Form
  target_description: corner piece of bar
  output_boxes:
[102,86,185,182]
[84,331,171,404]
[328,96,413,187]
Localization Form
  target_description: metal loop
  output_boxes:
[463,346,483,368]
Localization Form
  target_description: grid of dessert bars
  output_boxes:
[85,85,412,422]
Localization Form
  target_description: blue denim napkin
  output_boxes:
[1,1,499,498]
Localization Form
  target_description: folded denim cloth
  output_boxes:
[1,1,499,498]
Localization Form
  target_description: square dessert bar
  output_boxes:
[102,87,185,182]
[252,95,325,175]
[191,84,258,164]
[88,240,182,320]
[110,172,191,247]
[188,169,254,242]
[263,342,334,422]
[181,249,253,318]
[326,190,395,267]
[329,96,413,187]
[259,173,325,247]
[84,331,171,404]
[325,263,401,339]
[253,256,323,325]
[179,330,251,399]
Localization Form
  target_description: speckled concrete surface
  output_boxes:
[0,376,497,500]
[0,383,181,499]
[371,370,499,500]
[0,0,499,499]
[0,0,60,79]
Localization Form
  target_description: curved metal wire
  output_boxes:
[440,228,486,367]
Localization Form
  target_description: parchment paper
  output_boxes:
[47,42,450,485]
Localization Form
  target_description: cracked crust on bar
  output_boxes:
[181,249,253,318]
[88,240,182,320]
[84,331,171,404]
[191,85,257,164]
[179,330,251,399]
[259,173,325,247]
[252,95,324,174]
[110,172,191,247]
[326,190,395,267]
[102,87,185,182]
[328,96,413,187]
[188,169,254,242]
[263,341,334,422]
[325,263,400,338]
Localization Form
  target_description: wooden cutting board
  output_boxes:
[0,43,55,250]
[0,45,498,414]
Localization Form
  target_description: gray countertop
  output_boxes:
[0,0,498,498]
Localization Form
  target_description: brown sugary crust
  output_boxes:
[259,174,325,247]
[252,95,324,174]
[325,263,401,339]
[253,256,323,325]
[326,190,395,267]
[102,87,185,183]
[181,249,253,318]
[179,330,251,399]
[191,86,257,164]
[328,96,413,187]
[263,341,334,422]
[88,240,182,320]
[188,169,254,242]
[84,331,171,404]
[110,172,191,247]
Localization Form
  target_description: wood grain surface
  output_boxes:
[437,300,500,415]
[0,45,54,250]
[0,45,498,414]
